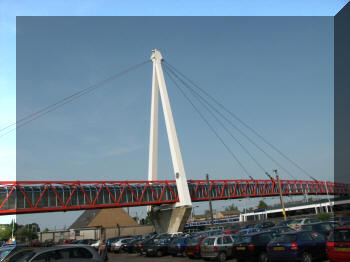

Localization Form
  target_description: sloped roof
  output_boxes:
[70,208,138,229]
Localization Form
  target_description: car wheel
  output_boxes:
[301,252,312,262]
[218,252,227,262]
[258,252,269,262]
[156,250,163,257]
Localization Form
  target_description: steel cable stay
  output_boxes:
[163,60,318,183]
[163,63,299,182]
[0,60,151,138]
[164,66,269,180]
[163,67,254,180]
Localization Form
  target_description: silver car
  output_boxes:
[21,245,103,262]
[110,238,133,253]
[201,235,234,262]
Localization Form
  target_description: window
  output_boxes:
[258,234,272,243]
[223,236,233,244]
[332,229,350,242]
[217,237,223,245]
[69,248,93,259]
[9,250,35,262]
[300,232,313,241]
[203,238,215,245]
[272,234,297,243]
[32,251,61,262]
[311,232,325,241]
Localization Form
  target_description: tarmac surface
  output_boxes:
[107,252,330,262]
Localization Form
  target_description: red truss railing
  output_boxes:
[0,179,349,215]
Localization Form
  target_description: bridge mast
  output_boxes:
[148,49,192,207]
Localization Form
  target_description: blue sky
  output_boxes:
[0,0,348,228]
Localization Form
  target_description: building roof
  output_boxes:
[70,208,138,229]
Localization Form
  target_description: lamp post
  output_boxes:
[191,205,199,222]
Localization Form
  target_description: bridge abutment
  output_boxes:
[150,205,192,233]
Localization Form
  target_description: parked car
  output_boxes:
[19,245,104,262]
[136,237,155,255]
[111,238,134,253]
[29,239,41,247]
[289,218,319,230]
[267,230,327,262]
[141,237,172,257]
[63,239,76,245]
[301,222,339,238]
[123,239,143,253]
[326,226,350,262]
[74,239,94,245]
[233,231,274,262]
[43,239,55,247]
[167,237,188,257]
[185,236,207,259]
[201,234,234,262]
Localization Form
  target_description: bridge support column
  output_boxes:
[150,205,192,233]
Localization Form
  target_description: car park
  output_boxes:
[185,236,207,259]
[326,226,350,262]
[201,234,234,262]
[267,230,327,262]
[233,231,273,262]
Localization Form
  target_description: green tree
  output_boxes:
[258,200,268,209]
[225,204,238,211]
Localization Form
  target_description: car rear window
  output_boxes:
[187,237,201,245]
[331,229,350,242]
[203,238,215,245]
[272,234,297,243]
[318,223,332,231]
[237,236,252,244]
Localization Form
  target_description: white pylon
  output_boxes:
[147,49,192,207]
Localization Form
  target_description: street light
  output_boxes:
[191,205,199,221]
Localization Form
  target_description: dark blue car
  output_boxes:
[167,237,188,257]
[267,230,327,262]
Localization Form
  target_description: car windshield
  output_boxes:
[332,229,350,242]
[291,220,302,224]
[272,234,297,243]
[170,238,180,244]
[0,248,14,261]
[202,238,215,245]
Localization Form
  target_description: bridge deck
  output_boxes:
[0,179,348,215]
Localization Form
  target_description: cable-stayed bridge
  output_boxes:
[1,50,347,232]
